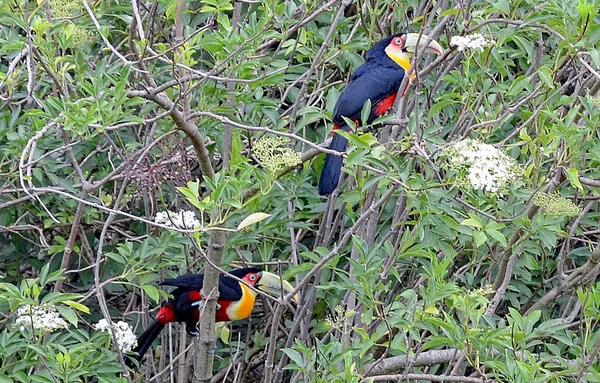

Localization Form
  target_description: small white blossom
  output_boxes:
[443,139,521,193]
[15,305,69,332]
[450,33,493,51]
[155,210,200,229]
[95,319,138,353]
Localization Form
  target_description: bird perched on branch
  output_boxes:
[318,32,443,195]
[126,268,296,367]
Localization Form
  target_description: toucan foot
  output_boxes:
[186,323,199,336]
[191,300,221,311]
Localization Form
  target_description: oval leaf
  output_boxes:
[282,348,304,368]
[142,285,160,304]
[219,324,230,345]
[237,213,271,231]
[565,167,583,190]
[63,300,90,314]
[56,306,78,327]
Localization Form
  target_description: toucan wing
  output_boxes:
[333,61,406,124]
[162,274,205,289]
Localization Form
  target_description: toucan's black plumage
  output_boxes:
[126,268,262,368]
[318,33,442,195]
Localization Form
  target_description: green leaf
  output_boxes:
[485,229,507,247]
[237,212,271,231]
[56,306,78,327]
[282,348,304,368]
[537,66,554,88]
[219,324,230,344]
[565,167,583,190]
[360,99,372,126]
[460,218,483,229]
[142,285,160,304]
[440,7,459,16]
[473,230,487,247]
[38,264,50,287]
[63,300,90,314]
[493,0,510,14]
[590,49,600,69]
[508,75,530,96]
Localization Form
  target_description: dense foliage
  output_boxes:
[2,0,600,382]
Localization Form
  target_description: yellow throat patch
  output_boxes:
[226,282,257,321]
[384,48,415,79]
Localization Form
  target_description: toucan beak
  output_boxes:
[404,33,443,55]
[257,271,299,303]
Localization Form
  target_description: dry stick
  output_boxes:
[364,348,466,376]
[221,0,243,170]
[526,247,600,314]
[491,169,561,291]
[130,0,146,40]
[187,111,340,155]
[344,183,378,341]
[128,64,224,380]
[142,23,281,89]
[23,5,38,108]
[580,176,600,187]
[147,342,196,382]
[0,46,28,95]
[173,0,191,119]
[485,249,519,315]
[35,58,91,292]
[82,0,144,71]
[94,181,133,382]
[364,374,486,383]
[576,311,600,383]
[22,138,82,168]
[172,0,191,379]
[52,192,87,292]
[262,185,400,383]
[466,18,565,40]
[256,0,338,53]
[499,71,587,145]
[143,93,214,179]
[287,0,352,132]
[557,200,596,286]
[24,186,205,233]
[459,85,544,140]
[193,230,226,383]
[272,274,321,382]
[19,122,60,223]
[0,225,49,248]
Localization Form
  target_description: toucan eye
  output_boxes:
[249,274,257,281]
[395,37,403,46]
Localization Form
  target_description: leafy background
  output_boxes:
[1,0,600,382]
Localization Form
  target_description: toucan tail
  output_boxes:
[126,320,165,368]
[318,125,349,195]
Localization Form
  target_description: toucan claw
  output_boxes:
[186,324,199,336]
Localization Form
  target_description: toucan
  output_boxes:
[126,268,296,367]
[318,32,443,195]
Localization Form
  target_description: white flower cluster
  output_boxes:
[155,210,200,229]
[95,319,138,353]
[15,305,69,332]
[450,33,493,51]
[444,139,521,193]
